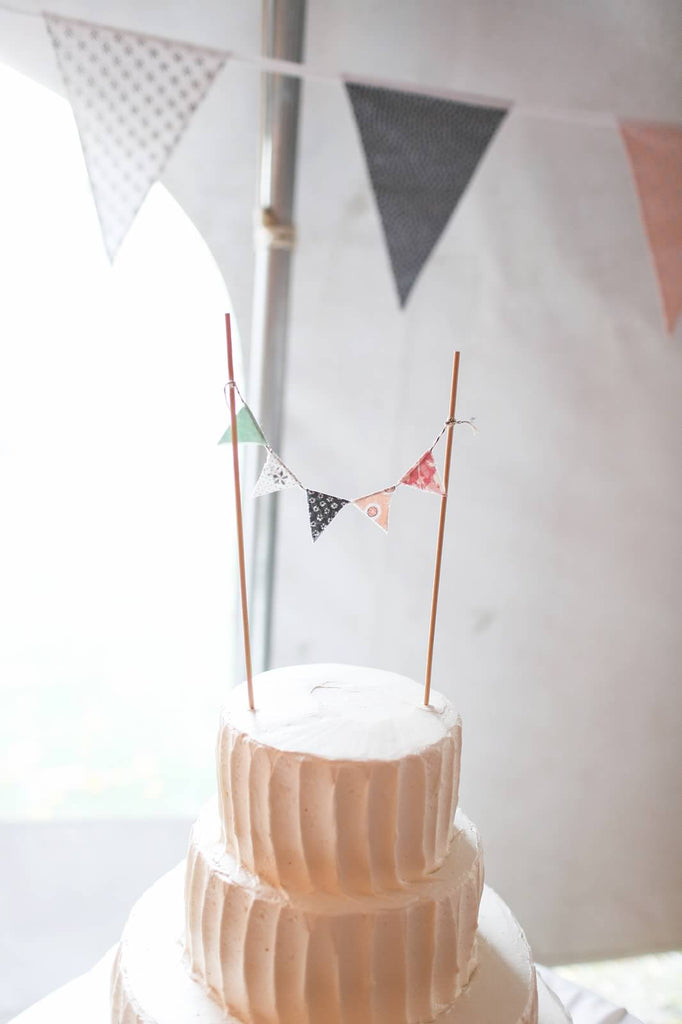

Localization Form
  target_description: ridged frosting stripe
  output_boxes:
[299,758,339,892]
[405,899,437,1021]
[335,763,372,893]
[396,754,428,880]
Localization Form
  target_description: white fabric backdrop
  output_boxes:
[0,0,680,964]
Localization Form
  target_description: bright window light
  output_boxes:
[0,62,238,819]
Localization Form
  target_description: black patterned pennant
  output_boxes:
[306,490,349,542]
[346,82,508,306]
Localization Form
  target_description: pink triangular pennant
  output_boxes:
[620,121,682,334]
[352,488,395,532]
[400,450,445,494]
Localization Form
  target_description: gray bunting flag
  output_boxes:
[306,490,349,542]
[345,82,509,306]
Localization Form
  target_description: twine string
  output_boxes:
[224,380,475,500]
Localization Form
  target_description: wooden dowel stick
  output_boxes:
[225,314,255,710]
[424,350,461,706]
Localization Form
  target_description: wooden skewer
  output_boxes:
[424,350,460,706]
[225,314,255,710]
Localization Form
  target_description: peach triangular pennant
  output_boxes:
[400,450,445,494]
[352,488,395,532]
[620,121,682,334]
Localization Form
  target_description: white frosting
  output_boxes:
[184,802,482,1024]
[224,665,459,760]
[217,664,462,893]
[112,866,562,1024]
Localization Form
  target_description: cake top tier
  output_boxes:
[222,663,457,761]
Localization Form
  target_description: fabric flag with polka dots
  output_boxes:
[306,490,349,542]
[253,451,300,497]
[218,406,266,445]
[44,13,227,260]
[352,488,395,532]
[400,450,445,494]
[345,81,508,306]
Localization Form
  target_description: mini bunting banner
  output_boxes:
[306,490,349,542]
[400,450,445,494]
[44,13,227,260]
[620,120,682,334]
[352,488,395,532]
[220,379,473,542]
[219,405,266,445]
[253,450,300,496]
[345,81,509,306]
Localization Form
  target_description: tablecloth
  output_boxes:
[7,949,644,1024]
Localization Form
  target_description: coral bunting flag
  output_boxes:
[400,451,445,494]
[352,488,395,532]
[620,121,682,334]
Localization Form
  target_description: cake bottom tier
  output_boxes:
[111,865,570,1024]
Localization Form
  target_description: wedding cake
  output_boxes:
[111,664,570,1023]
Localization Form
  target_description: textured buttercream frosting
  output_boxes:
[217,664,462,893]
[110,662,570,1024]
[185,802,482,1023]
[112,867,560,1024]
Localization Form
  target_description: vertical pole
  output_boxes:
[245,0,307,674]
[225,315,255,709]
[424,351,460,706]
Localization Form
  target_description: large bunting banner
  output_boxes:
[38,7,682,334]
[345,81,509,306]
[44,13,226,260]
[219,383,475,543]
[620,121,682,335]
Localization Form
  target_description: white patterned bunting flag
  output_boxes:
[44,13,227,260]
[253,451,300,497]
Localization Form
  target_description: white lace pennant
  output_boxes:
[44,13,227,260]
[253,451,300,497]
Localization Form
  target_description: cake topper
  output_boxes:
[221,314,472,708]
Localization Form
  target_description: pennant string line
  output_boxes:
[223,378,475,502]
[1,4,679,129]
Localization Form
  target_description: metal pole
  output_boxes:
[245,0,306,674]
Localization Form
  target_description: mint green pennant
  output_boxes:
[218,406,266,445]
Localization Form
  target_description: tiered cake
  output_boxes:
[111,664,570,1024]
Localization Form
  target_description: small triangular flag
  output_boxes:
[253,451,299,497]
[346,82,508,306]
[306,490,349,542]
[44,13,226,261]
[620,121,682,334]
[218,406,266,445]
[352,488,395,532]
[400,451,445,494]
